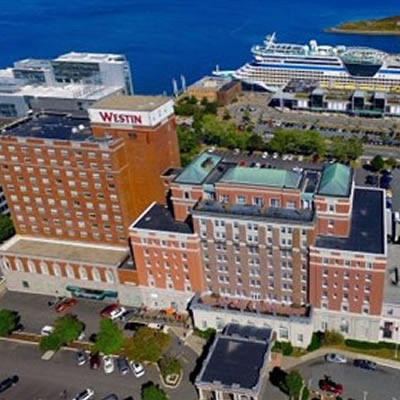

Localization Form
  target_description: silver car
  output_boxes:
[325,353,347,364]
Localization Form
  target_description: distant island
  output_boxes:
[327,15,400,35]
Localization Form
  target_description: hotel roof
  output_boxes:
[315,188,385,254]
[90,95,171,112]
[219,166,302,189]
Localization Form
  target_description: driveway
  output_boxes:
[297,356,400,400]
[0,341,198,400]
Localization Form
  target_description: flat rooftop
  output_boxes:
[1,113,106,142]
[90,95,171,112]
[1,236,129,266]
[315,188,385,254]
[132,203,193,234]
[54,52,127,63]
[197,323,270,390]
[189,76,232,91]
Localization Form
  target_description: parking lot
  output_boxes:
[0,341,198,400]
[297,356,400,400]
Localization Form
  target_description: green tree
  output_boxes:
[40,314,84,352]
[125,327,170,363]
[222,110,231,120]
[301,386,310,400]
[204,101,218,115]
[0,216,15,243]
[158,357,182,379]
[370,155,385,171]
[285,370,304,400]
[331,137,363,162]
[307,332,323,352]
[386,156,398,170]
[247,134,265,152]
[0,309,17,336]
[142,383,168,400]
[94,318,124,355]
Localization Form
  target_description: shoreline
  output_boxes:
[326,27,400,36]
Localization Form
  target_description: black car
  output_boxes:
[0,375,19,393]
[102,395,119,400]
[353,359,377,371]
[124,322,146,332]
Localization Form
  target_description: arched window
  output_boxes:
[15,258,24,272]
[105,270,115,284]
[66,264,74,279]
[1,257,11,271]
[27,260,36,273]
[79,266,88,280]
[52,263,61,277]
[40,261,49,275]
[92,268,101,282]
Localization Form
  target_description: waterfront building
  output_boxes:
[0,94,180,303]
[0,52,133,118]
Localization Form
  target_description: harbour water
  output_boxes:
[0,0,400,94]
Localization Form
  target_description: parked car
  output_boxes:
[89,333,97,343]
[0,375,19,394]
[100,304,126,320]
[102,395,119,400]
[89,352,101,369]
[47,296,66,308]
[41,325,54,336]
[123,397,134,400]
[76,351,87,366]
[319,376,343,395]
[118,309,136,323]
[129,360,145,378]
[353,359,377,371]
[124,322,146,332]
[116,357,130,375]
[325,353,347,364]
[147,322,164,331]
[72,388,95,400]
[103,356,115,374]
[55,298,78,313]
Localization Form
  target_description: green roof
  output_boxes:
[219,167,302,189]
[175,152,222,184]
[318,163,351,196]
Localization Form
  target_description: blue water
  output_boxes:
[1,0,400,94]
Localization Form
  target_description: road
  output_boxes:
[297,356,400,400]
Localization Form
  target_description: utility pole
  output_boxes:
[363,390,368,400]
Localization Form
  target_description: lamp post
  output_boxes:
[363,391,368,400]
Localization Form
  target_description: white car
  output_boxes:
[72,388,95,400]
[129,360,145,378]
[41,325,54,336]
[103,355,115,374]
[325,353,347,364]
[110,306,126,320]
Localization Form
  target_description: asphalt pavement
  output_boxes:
[297,356,400,400]
[0,341,198,400]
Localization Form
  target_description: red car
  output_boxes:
[100,304,119,318]
[319,376,343,395]
[55,298,78,313]
[89,352,101,369]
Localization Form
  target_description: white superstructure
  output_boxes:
[233,33,400,92]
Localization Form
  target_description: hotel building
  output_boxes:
[0,94,180,304]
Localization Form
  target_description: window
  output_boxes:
[53,263,61,277]
[237,195,246,205]
[105,270,115,283]
[66,264,74,279]
[40,262,49,275]
[79,266,88,280]
[15,258,24,272]
[328,220,335,228]
[253,196,263,206]
[184,191,190,200]
[220,194,230,203]
[92,268,101,281]
[279,326,289,340]
[329,204,335,212]
[270,198,280,208]
[287,200,296,209]
[27,260,36,273]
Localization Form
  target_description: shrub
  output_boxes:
[193,328,216,341]
[301,386,310,400]
[272,341,282,352]
[322,330,344,346]
[307,332,323,352]
[0,309,17,336]
[142,383,168,400]
[158,357,182,379]
[345,339,396,350]
[39,333,63,352]
[282,341,293,356]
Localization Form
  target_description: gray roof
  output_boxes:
[315,188,385,254]
[133,203,193,234]
[90,95,171,111]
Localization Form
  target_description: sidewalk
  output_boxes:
[281,346,400,371]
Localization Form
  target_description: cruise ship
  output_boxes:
[231,33,400,92]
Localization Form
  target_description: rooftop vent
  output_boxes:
[78,124,85,131]
[145,216,151,222]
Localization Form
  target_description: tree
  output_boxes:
[40,314,84,352]
[331,137,363,162]
[386,156,398,170]
[285,370,304,400]
[124,327,170,363]
[247,134,265,152]
[142,383,168,400]
[0,309,17,336]
[94,318,124,355]
[0,216,15,243]
[370,155,385,171]
[222,110,231,120]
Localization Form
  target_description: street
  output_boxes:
[297,356,400,400]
